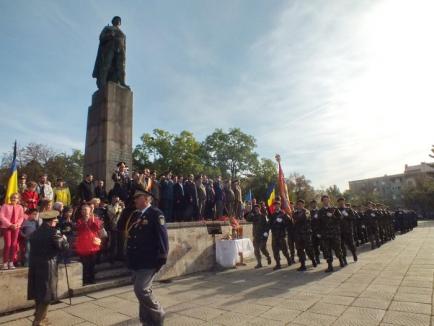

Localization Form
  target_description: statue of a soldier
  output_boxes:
[93,16,129,89]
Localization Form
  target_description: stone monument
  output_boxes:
[84,16,132,190]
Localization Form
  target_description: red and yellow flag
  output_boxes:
[276,154,292,215]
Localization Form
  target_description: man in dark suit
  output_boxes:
[184,174,198,221]
[173,176,185,222]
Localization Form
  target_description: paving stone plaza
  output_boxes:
[2,221,434,326]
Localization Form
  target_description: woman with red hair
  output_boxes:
[75,204,101,284]
[0,193,26,269]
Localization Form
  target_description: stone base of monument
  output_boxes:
[0,262,82,314]
[0,222,256,314]
[84,81,133,190]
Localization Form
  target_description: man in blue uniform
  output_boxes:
[124,190,169,326]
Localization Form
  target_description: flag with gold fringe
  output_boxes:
[275,154,292,215]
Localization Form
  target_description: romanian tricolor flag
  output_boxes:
[5,141,18,204]
[276,154,293,215]
[266,183,276,214]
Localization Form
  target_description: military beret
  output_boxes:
[337,197,345,202]
[296,199,305,204]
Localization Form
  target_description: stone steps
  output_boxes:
[71,276,132,297]
[70,260,132,297]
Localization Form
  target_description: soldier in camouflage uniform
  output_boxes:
[246,204,272,268]
[310,200,322,264]
[386,208,396,240]
[286,214,296,266]
[268,200,292,270]
[318,195,345,272]
[375,204,386,244]
[357,205,369,245]
[364,202,381,250]
[293,200,317,271]
[337,198,357,265]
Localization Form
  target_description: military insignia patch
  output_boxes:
[141,219,149,225]
[159,215,165,225]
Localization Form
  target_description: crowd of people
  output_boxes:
[0,162,245,283]
[0,161,418,282]
[107,162,245,222]
[244,195,417,272]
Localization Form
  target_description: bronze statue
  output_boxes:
[93,16,129,89]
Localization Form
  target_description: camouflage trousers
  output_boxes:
[272,236,290,264]
[322,236,342,263]
[294,235,315,263]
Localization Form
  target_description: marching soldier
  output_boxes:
[364,202,381,249]
[337,198,357,265]
[245,204,272,268]
[318,195,345,272]
[28,210,69,326]
[125,190,169,326]
[286,217,296,266]
[293,200,317,271]
[309,200,322,264]
[268,200,292,270]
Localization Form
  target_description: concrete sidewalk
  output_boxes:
[2,221,434,326]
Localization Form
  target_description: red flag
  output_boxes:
[276,154,292,215]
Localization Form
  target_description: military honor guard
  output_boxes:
[245,204,272,268]
[268,200,292,270]
[318,195,345,272]
[309,200,322,264]
[293,200,317,271]
[337,197,358,265]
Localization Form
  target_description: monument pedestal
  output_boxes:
[84,82,133,190]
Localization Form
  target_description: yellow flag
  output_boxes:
[5,142,18,204]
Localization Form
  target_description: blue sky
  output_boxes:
[1,0,433,190]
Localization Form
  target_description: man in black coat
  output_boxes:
[28,210,69,326]
[78,174,95,203]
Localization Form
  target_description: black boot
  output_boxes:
[353,252,358,262]
[297,262,307,271]
[287,258,293,266]
[255,263,263,269]
[290,256,296,265]
[273,264,281,271]
[339,257,345,267]
[343,256,348,266]
[315,256,321,264]
[325,261,333,273]
[267,256,272,265]
[312,258,317,268]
